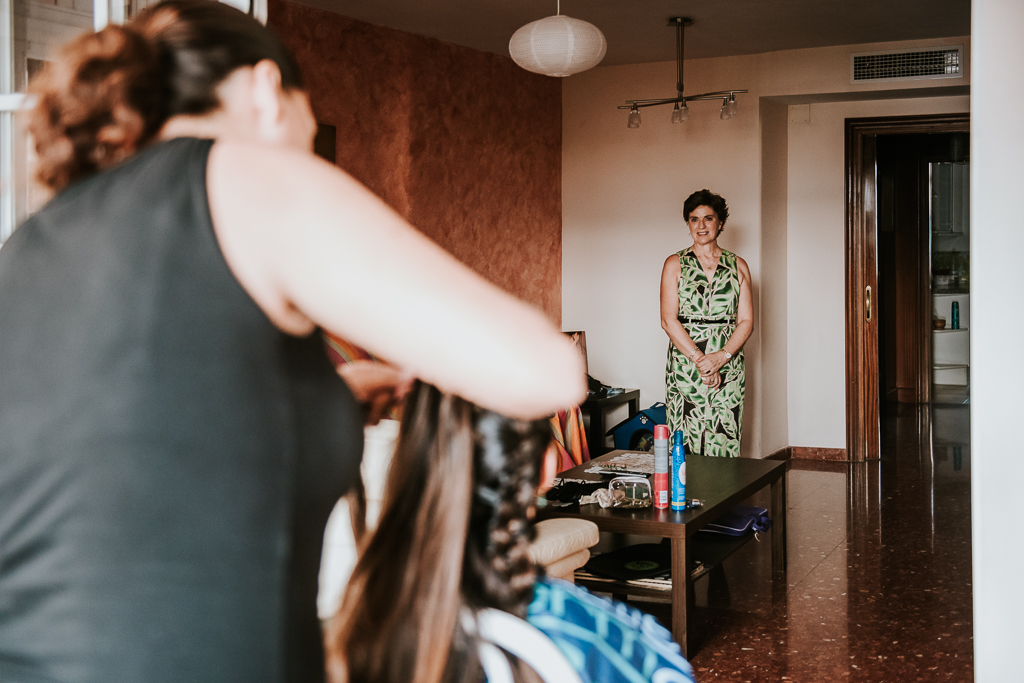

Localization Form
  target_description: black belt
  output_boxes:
[679,316,735,325]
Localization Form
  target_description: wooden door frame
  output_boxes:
[845,113,970,461]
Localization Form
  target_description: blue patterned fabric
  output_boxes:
[526,577,696,683]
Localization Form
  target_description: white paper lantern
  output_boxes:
[509,15,607,78]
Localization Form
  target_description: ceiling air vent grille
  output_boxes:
[850,46,963,84]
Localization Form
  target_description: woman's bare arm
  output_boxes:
[731,256,754,349]
[206,141,585,419]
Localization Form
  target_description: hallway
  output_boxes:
[682,406,973,681]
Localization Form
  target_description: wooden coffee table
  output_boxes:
[539,450,787,657]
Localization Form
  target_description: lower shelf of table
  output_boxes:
[574,532,757,598]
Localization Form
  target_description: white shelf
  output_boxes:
[933,292,969,330]
[933,327,968,333]
[933,327,969,366]
[933,364,968,386]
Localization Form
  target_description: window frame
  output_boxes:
[0,0,265,241]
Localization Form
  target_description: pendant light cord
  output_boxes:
[675,19,685,95]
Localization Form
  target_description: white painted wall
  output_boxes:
[563,35,970,457]
[785,96,969,448]
[970,0,1024,678]
[759,100,789,455]
[562,53,763,455]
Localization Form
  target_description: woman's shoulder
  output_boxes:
[662,250,684,277]
[721,249,746,269]
[664,247,691,268]
[721,250,750,277]
[527,577,696,682]
[10,138,212,241]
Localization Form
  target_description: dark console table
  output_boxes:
[580,389,640,456]
[540,450,788,657]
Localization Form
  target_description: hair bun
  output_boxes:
[29,24,167,191]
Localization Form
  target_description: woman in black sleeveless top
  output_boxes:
[0,3,584,682]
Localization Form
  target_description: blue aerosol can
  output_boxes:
[670,431,687,511]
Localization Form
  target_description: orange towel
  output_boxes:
[550,406,590,473]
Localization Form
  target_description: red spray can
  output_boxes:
[653,424,670,508]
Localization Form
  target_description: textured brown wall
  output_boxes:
[269,0,563,322]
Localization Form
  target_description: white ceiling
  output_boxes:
[288,0,971,66]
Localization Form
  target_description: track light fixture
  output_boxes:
[620,18,746,128]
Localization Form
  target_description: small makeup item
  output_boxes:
[592,463,648,476]
[608,476,652,508]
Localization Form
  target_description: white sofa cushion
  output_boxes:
[529,518,600,567]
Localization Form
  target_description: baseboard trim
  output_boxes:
[792,447,847,461]
[762,446,849,461]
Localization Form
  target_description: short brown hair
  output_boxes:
[683,189,730,227]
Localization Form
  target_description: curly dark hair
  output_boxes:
[28,0,302,192]
[328,382,552,683]
[683,189,730,229]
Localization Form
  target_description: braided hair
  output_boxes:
[327,381,552,683]
[463,411,548,616]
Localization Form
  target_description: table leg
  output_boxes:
[670,536,692,657]
[770,471,788,578]
[592,410,605,456]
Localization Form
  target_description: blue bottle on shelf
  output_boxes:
[951,301,960,330]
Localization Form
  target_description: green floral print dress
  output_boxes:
[665,247,745,457]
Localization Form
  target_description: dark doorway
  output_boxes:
[876,131,970,414]
[844,114,969,461]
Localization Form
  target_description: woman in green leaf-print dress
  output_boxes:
[660,190,753,458]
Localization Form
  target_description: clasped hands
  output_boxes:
[337,360,415,425]
[693,350,728,389]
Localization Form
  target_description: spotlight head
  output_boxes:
[678,101,690,122]
[671,102,683,123]
[627,105,641,129]
[720,94,738,120]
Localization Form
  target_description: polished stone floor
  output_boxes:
[634,405,973,682]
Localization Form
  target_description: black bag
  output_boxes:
[696,505,772,537]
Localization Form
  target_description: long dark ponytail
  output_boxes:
[327,382,551,683]
[28,0,303,192]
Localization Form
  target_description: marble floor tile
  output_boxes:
[663,404,974,681]
[785,469,840,509]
